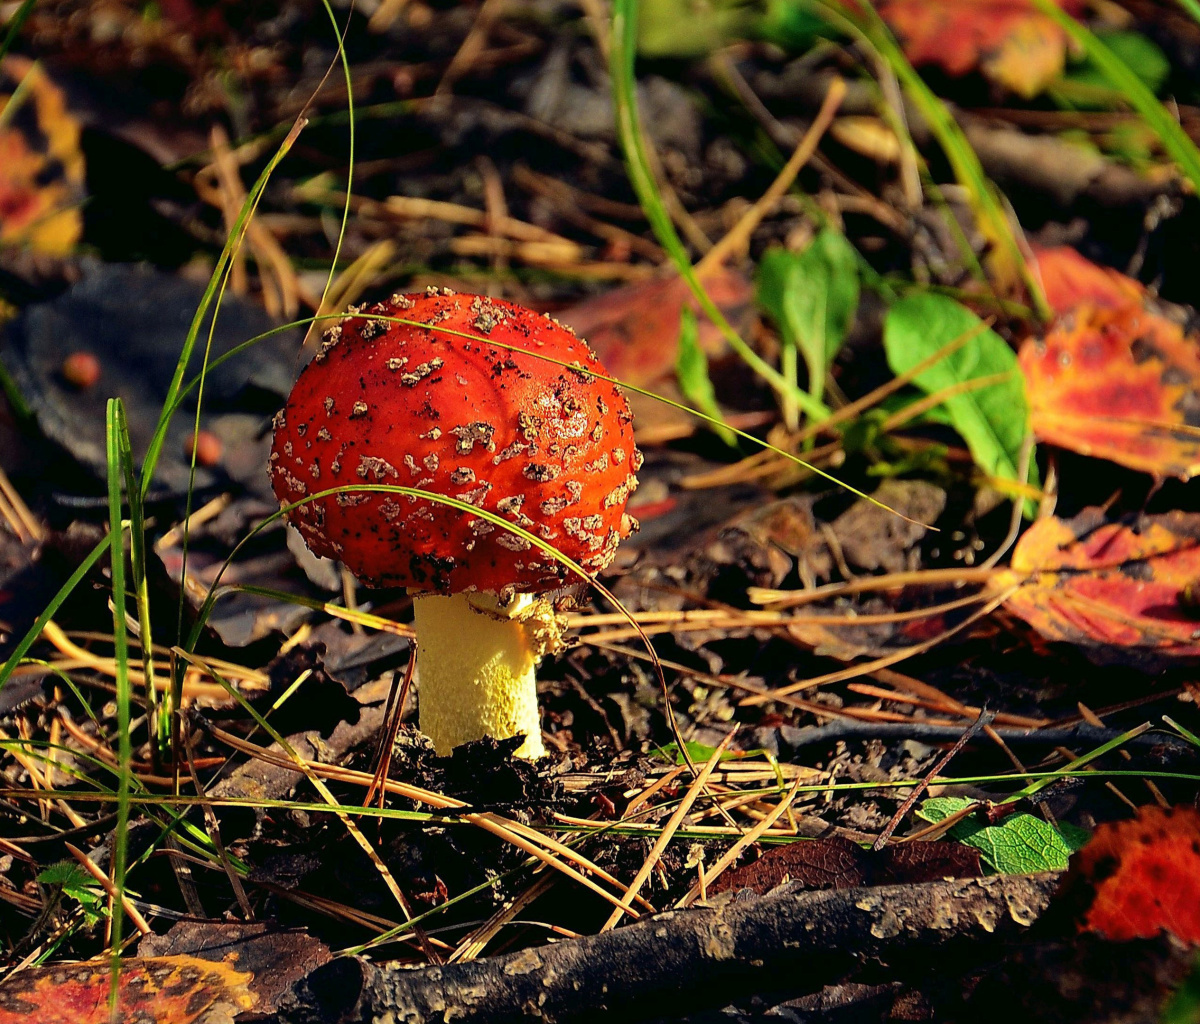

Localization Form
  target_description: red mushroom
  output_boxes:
[270,289,640,757]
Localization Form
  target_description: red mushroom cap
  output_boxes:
[270,290,641,594]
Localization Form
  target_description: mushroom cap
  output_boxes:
[270,290,641,594]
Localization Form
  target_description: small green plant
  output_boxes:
[37,862,106,928]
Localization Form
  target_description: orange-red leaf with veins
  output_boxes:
[1064,805,1200,945]
[1020,246,1200,479]
[876,0,1086,98]
[1019,298,1200,479]
[0,954,256,1024]
[1031,244,1145,315]
[997,508,1200,660]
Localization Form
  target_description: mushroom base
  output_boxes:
[413,592,560,758]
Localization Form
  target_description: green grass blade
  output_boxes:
[1001,723,1153,804]
[0,0,35,64]
[1033,0,1200,194]
[104,399,134,1004]
[139,118,306,497]
[112,402,161,749]
[312,0,357,321]
[610,0,830,420]
[1177,0,1200,24]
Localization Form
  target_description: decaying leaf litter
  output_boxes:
[0,0,1198,1020]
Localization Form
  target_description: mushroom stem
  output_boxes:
[413,592,561,758]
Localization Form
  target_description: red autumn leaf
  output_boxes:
[997,508,1200,661]
[875,0,1086,98]
[0,954,257,1024]
[1064,805,1200,945]
[1031,244,1146,315]
[559,268,750,387]
[1019,247,1200,480]
[557,269,752,438]
[1019,305,1200,479]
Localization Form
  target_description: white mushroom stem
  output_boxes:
[413,591,564,758]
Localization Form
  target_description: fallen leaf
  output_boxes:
[1,262,298,499]
[558,269,753,438]
[997,508,1200,663]
[0,57,86,254]
[0,955,256,1024]
[711,836,868,894]
[876,0,1087,98]
[711,835,981,895]
[141,920,332,1016]
[1063,805,1200,945]
[1020,248,1200,480]
[1031,245,1146,315]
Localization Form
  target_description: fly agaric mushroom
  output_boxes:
[270,289,640,758]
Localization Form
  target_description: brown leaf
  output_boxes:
[711,836,870,894]
[711,837,981,896]
[140,920,331,1017]
[879,840,983,885]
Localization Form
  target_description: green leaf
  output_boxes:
[676,307,736,445]
[883,294,1035,490]
[37,861,93,890]
[1066,31,1171,95]
[756,231,860,404]
[916,797,1087,874]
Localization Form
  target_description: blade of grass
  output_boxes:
[1177,0,1200,24]
[1033,0,1200,194]
[610,0,831,421]
[139,116,307,498]
[111,403,161,754]
[1000,722,1153,804]
[104,399,134,1009]
[0,0,35,65]
[1162,715,1200,749]
[818,0,1048,320]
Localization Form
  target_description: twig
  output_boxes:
[872,710,995,851]
[695,76,846,276]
